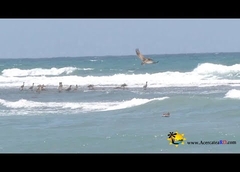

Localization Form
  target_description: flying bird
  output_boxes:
[135,48,158,65]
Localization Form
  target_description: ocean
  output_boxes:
[0,52,239,153]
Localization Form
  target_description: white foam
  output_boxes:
[80,68,94,71]
[1,63,240,88]
[193,63,240,76]
[0,74,239,88]
[224,89,240,99]
[0,97,169,115]
[106,97,169,111]
[1,67,93,77]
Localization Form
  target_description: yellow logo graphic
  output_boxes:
[167,131,186,147]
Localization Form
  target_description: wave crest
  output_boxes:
[224,89,240,99]
[1,67,93,77]
[1,63,240,88]
[193,63,240,76]
[0,97,169,115]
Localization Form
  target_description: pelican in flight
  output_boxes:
[135,48,158,65]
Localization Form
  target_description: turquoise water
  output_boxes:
[0,52,239,153]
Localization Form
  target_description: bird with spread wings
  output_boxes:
[135,48,158,65]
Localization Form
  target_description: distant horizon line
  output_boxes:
[0,51,240,60]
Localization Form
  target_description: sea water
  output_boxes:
[0,52,239,153]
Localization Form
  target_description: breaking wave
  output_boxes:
[1,63,240,88]
[224,89,240,99]
[1,67,93,77]
[0,97,169,116]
